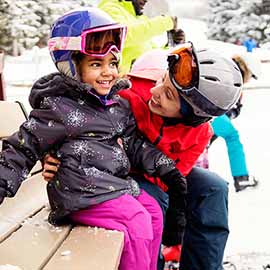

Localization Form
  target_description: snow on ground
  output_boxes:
[209,87,270,269]
[2,24,270,269]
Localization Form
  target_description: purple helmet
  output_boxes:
[48,8,126,78]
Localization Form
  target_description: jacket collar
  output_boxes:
[30,73,131,109]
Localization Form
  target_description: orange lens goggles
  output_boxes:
[168,43,199,89]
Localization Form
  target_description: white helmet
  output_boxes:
[178,46,243,118]
[129,43,243,119]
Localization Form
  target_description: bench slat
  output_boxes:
[0,208,71,270]
[44,226,124,270]
[0,173,47,242]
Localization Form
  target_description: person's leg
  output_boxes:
[134,175,169,270]
[70,193,154,270]
[134,175,169,222]
[211,114,248,177]
[180,167,229,270]
[136,190,164,270]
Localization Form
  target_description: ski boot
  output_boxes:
[163,245,181,270]
[233,175,258,192]
[223,260,237,270]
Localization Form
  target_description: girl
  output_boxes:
[0,8,187,270]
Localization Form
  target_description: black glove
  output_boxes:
[160,169,187,246]
[167,28,186,46]
[226,103,243,119]
[160,169,187,196]
[226,97,243,119]
[162,189,186,246]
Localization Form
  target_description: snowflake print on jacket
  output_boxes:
[0,73,184,225]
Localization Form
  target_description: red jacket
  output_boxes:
[119,77,213,190]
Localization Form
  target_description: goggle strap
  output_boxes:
[48,36,82,51]
[69,58,76,76]
[167,54,179,70]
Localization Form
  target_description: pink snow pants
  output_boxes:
[70,191,163,270]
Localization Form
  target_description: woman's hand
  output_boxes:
[42,154,61,182]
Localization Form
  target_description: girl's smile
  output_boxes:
[78,52,119,96]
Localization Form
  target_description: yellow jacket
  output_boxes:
[98,0,174,74]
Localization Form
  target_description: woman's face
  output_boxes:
[148,71,182,118]
[78,52,119,96]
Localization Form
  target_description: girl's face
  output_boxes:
[79,52,119,96]
[148,71,182,118]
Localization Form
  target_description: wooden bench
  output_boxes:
[0,100,124,270]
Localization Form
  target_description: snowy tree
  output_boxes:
[207,0,270,45]
[0,0,13,53]
[0,0,93,55]
[10,1,44,55]
[207,0,242,42]
[36,0,94,48]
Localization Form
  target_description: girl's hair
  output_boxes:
[72,52,85,65]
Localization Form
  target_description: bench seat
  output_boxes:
[0,100,124,270]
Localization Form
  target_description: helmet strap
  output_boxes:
[69,58,76,77]
[179,96,193,117]
[56,59,80,81]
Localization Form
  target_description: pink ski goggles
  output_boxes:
[48,24,127,57]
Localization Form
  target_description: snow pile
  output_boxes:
[223,252,270,270]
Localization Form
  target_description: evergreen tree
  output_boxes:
[207,0,270,44]
[0,0,93,55]
[207,0,242,42]
[0,0,13,53]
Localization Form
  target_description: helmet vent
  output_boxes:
[200,60,215,65]
[202,76,219,82]
[234,83,242,87]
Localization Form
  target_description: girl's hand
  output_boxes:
[42,154,61,182]
[117,138,123,149]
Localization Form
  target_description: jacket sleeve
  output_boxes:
[100,3,174,45]
[122,109,178,178]
[0,99,67,201]
[124,15,173,45]
[122,109,187,227]
[175,124,213,176]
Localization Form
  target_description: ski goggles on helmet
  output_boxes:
[168,43,227,118]
[48,24,127,57]
[168,42,199,89]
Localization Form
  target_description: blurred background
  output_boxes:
[0,0,269,56]
[0,1,270,268]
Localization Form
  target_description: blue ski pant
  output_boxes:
[211,114,248,177]
[137,166,229,270]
